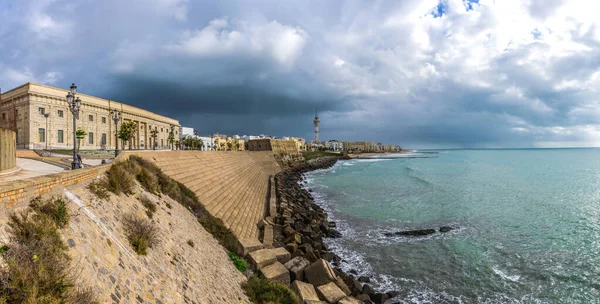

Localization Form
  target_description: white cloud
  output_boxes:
[168,18,307,69]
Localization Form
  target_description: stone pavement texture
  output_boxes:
[62,181,251,303]
[129,151,282,240]
[0,158,64,183]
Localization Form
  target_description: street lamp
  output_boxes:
[66,83,82,170]
[111,110,122,157]
[43,113,49,150]
[170,124,175,150]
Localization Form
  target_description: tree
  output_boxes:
[227,142,233,151]
[168,130,175,150]
[119,121,137,150]
[197,138,204,150]
[175,140,180,150]
[150,128,158,150]
[75,129,86,151]
[235,142,240,151]
[220,143,225,151]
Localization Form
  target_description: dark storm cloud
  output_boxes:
[2,0,600,148]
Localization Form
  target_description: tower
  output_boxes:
[313,108,320,143]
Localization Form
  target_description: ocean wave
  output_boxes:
[492,266,521,282]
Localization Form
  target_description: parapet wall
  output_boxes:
[125,151,282,240]
[0,128,16,172]
[0,164,109,218]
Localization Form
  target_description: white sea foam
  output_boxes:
[492,266,521,282]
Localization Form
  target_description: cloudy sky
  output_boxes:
[1,0,600,148]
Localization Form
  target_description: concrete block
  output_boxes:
[316,282,346,303]
[335,277,352,295]
[305,259,337,287]
[291,280,320,303]
[237,238,263,257]
[260,261,290,285]
[248,249,278,269]
[338,296,362,304]
[284,256,310,281]
[272,246,291,264]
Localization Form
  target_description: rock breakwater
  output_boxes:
[272,156,398,304]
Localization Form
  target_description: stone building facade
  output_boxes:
[0,83,180,150]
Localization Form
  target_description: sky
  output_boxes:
[1,0,600,149]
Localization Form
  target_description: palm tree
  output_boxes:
[75,129,86,151]
[150,128,158,150]
[235,142,240,151]
[227,142,233,151]
[220,143,225,151]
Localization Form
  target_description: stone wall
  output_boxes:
[0,164,109,217]
[248,139,303,168]
[0,128,16,172]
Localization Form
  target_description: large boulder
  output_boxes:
[284,256,311,281]
[260,261,290,285]
[384,229,436,237]
[305,259,337,287]
[291,280,320,303]
[316,282,347,303]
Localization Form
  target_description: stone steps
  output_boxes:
[132,151,281,240]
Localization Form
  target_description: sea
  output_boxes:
[304,149,600,304]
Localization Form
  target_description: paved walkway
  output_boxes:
[0,158,65,184]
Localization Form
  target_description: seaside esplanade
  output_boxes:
[0,82,180,150]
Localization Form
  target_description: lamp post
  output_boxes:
[66,83,82,170]
[111,110,121,157]
[43,113,49,150]
[170,124,175,150]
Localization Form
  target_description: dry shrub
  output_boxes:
[140,195,157,219]
[87,179,110,200]
[242,277,299,304]
[105,161,137,195]
[0,199,99,303]
[122,213,159,255]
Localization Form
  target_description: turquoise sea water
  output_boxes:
[305,149,600,303]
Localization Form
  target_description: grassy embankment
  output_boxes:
[92,155,298,304]
[0,197,98,303]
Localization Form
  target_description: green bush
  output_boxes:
[87,179,110,200]
[29,197,69,228]
[0,199,99,303]
[242,277,300,304]
[122,213,158,255]
[229,252,247,272]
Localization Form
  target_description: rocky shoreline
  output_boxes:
[272,156,399,304]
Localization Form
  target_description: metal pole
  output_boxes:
[72,108,77,169]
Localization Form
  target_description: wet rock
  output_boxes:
[439,226,454,233]
[327,229,342,238]
[386,290,400,298]
[384,228,436,237]
[362,284,375,295]
[357,276,370,283]
[370,292,390,304]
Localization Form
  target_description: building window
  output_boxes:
[89,132,94,144]
[102,117,106,123]
[161,128,163,132]
[58,110,63,118]
[1,113,5,120]
[58,130,64,143]
[38,107,45,115]
[101,133,107,145]
[39,128,45,142]
[88,115,93,122]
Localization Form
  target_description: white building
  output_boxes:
[325,140,343,152]
[179,126,215,150]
